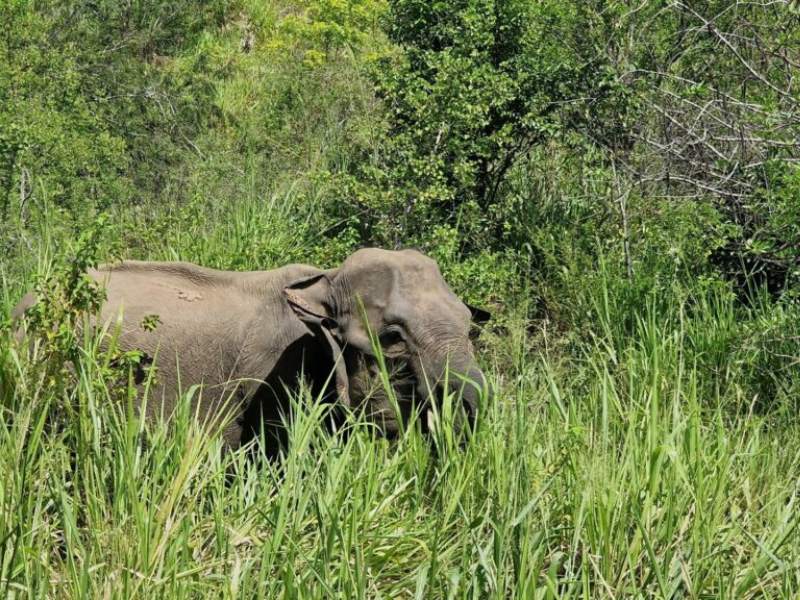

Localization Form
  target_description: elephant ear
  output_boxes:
[283,273,350,406]
[284,273,335,325]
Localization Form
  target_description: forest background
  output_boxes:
[1,0,800,597]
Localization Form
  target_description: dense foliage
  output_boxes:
[1,0,799,596]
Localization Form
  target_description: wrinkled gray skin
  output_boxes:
[13,248,489,450]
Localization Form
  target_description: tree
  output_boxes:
[345,0,632,248]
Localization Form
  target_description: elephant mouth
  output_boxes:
[345,352,416,430]
[344,350,482,437]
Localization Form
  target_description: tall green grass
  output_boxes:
[1,213,799,597]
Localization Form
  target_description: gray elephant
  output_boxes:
[12,248,490,451]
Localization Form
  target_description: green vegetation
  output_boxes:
[1,0,799,596]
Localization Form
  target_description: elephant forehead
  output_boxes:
[387,290,472,333]
[341,248,469,320]
[395,270,468,313]
[344,247,439,282]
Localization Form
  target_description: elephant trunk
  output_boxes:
[455,366,490,427]
[416,344,490,431]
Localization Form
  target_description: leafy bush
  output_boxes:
[0,0,230,224]
[0,2,131,217]
[333,0,633,251]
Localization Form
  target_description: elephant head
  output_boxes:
[283,248,491,436]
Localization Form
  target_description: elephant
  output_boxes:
[12,248,491,451]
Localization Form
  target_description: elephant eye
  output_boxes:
[379,329,402,345]
[378,328,407,356]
